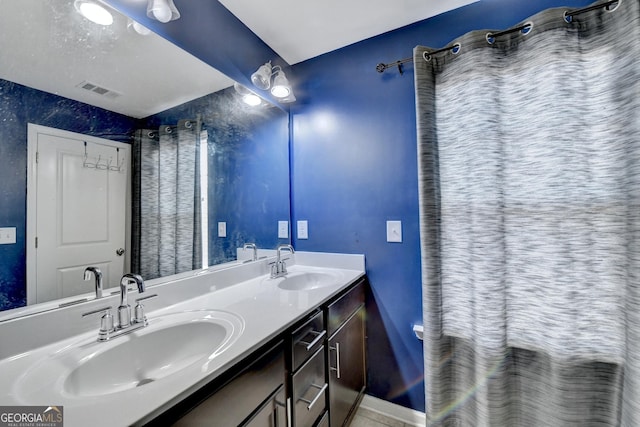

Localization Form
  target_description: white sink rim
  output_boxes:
[15,309,244,400]
[273,270,341,291]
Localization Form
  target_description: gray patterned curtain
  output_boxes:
[415,1,639,425]
[131,119,203,280]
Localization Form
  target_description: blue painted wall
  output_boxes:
[0,79,136,311]
[289,0,594,412]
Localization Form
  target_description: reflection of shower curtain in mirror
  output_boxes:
[415,1,639,425]
[132,119,203,279]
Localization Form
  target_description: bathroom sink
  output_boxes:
[276,271,339,291]
[17,310,244,399]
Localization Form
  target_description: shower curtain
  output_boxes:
[131,119,203,279]
[415,0,639,425]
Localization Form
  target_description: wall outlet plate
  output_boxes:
[217,222,227,238]
[386,220,402,243]
[0,227,16,245]
[297,220,308,239]
[278,221,289,239]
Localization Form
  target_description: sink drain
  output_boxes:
[136,378,155,387]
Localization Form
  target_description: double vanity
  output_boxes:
[0,251,366,427]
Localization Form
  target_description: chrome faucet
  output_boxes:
[271,244,295,278]
[82,273,157,342]
[84,266,103,299]
[118,273,144,328]
[243,243,258,262]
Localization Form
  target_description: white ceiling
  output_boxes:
[0,0,234,119]
[0,0,477,119]
[219,0,479,64]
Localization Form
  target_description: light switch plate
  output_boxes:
[0,227,16,245]
[297,220,308,239]
[386,220,402,243]
[217,222,227,238]
[278,221,289,239]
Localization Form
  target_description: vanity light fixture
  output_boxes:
[74,0,114,26]
[233,83,263,107]
[250,61,295,102]
[147,0,180,23]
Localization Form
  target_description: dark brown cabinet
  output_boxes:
[156,342,286,427]
[326,281,366,427]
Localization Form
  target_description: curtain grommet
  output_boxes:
[605,0,621,13]
[451,43,461,55]
[423,51,432,62]
[486,33,495,45]
[521,22,534,35]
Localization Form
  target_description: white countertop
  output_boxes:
[0,252,365,427]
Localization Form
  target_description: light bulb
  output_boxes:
[242,94,262,106]
[271,71,291,98]
[149,0,172,23]
[75,1,113,25]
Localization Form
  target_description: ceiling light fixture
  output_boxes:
[147,0,180,23]
[74,0,114,26]
[250,61,295,102]
[233,83,263,107]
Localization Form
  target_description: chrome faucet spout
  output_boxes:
[84,266,103,299]
[243,243,258,261]
[271,244,295,278]
[118,273,144,328]
[276,244,295,262]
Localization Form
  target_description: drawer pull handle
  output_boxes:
[297,330,326,351]
[299,383,328,411]
[329,342,341,379]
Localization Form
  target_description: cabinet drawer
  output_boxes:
[291,310,325,372]
[327,279,365,337]
[293,347,327,427]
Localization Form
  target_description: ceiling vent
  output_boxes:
[76,81,121,99]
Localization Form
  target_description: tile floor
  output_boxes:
[350,406,420,427]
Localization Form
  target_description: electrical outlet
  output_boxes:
[217,222,227,238]
[297,220,308,239]
[278,221,289,239]
[386,220,402,243]
[0,227,16,245]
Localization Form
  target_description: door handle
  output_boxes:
[329,342,341,379]
[297,330,326,351]
[299,383,328,411]
[116,248,125,256]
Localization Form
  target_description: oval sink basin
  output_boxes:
[17,310,243,399]
[277,272,339,291]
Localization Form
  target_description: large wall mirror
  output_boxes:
[0,0,290,316]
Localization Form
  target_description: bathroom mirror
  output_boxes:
[0,0,290,316]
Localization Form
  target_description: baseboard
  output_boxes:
[359,394,426,426]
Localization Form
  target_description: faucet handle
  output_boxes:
[82,306,115,341]
[134,294,158,325]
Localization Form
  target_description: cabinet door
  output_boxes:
[328,306,365,427]
[244,386,287,427]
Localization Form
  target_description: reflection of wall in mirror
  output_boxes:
[0,79,290,312]
[0,78,136,311]
[144,87,290,266]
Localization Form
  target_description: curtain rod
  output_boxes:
[375,0,619,74]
